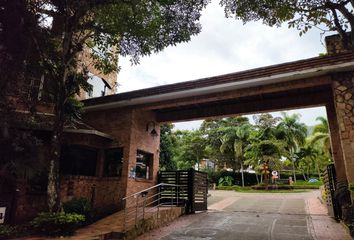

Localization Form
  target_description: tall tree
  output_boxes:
[277,113,307,182]
[201,118,228,165]
[245,114,285,183]
[173,130,206,170]
[3,0,209,212]
[296,145,321,180]
[220,0,354,50]
[219,117,251,187]
[309,116,331,155]
[159,124,177,171]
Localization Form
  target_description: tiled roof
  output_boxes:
[83,51,354,107]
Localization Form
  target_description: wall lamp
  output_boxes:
[146,121,158,137]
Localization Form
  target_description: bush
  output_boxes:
[0,225,17,239]
[292,185,321,189]
[218,176,234,186]
[31,212,85,236]
[209,170,258,186]
[251,184,294,190]
[216,185,252,191]
[292,180,323,189]
[63,197,92,222]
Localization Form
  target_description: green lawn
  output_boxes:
[292,180,323,189]
[215,185,307,193]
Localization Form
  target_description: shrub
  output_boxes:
[0,225,17,239]
[292,185,321,189]
[251,184,294,190]
[216,185,252,191]
[63,197,92,222]
[218,176,234,186]
[31,212,85,236]
[209,170,258,186]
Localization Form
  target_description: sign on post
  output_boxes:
[0,207,6,224]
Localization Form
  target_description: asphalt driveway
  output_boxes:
[137,190,352,240]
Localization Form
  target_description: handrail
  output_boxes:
[122,183,181,200]
[121,182,183,232]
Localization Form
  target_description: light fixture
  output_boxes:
[146,121,159,137]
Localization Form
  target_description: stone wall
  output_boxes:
[332,72,354,183]
[124,207,183,240]
[325,34,350,54]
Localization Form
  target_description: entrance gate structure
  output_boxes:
[82,34,354,220]
[158,169,208,213]
[323,164,340,219]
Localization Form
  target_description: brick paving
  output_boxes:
[17,207,177,240]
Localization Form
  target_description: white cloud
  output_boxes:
[116,1,330,129]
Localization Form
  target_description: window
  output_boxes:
[86,73,112,98]
[135,150,153,180]
[103,148,123,177]
[60,145,98,176]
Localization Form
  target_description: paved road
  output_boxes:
[138,190,352,240]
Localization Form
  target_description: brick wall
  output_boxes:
[125,110,160,198]
[83,108,161,207]
[60,175,125,216]
[10,180,48,224]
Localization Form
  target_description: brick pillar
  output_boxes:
[332,72,354,183]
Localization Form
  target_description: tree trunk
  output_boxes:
[316,159,321,180]
[255,173,259,184]
[240,161,245,187]
[47,13,73,211]
[292,158,297,183]
[47,92,65,212]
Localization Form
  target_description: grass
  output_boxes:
[215,185,306,193]
[292,180,323,189]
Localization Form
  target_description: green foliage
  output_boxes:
[218,176,234,186]
[31,212,85,236]
[159,124,177,170]
[0,225,17,239]
[209,170,258,186]
[62,198,93,222]
[162,113,329,189]
[219,0,354,50]
[216,185,251,191]
[252,183,294,190]
[9,0,210,211]
[215,185,307,193]
[173,130,207,170]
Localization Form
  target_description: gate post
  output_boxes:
[187,168,195,214]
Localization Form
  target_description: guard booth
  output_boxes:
[158,169,208,213]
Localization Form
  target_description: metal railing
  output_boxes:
[121,183,183,232]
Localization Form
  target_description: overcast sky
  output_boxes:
[117,1,330,130]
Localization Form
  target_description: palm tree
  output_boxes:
[277,113,307,182]
[219,118,251,187]
[296,145,321,180]
[245,137,286,184]
[309,117,331,155]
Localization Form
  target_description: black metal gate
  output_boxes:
[323,164,340,220]
[158,169,208,213]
